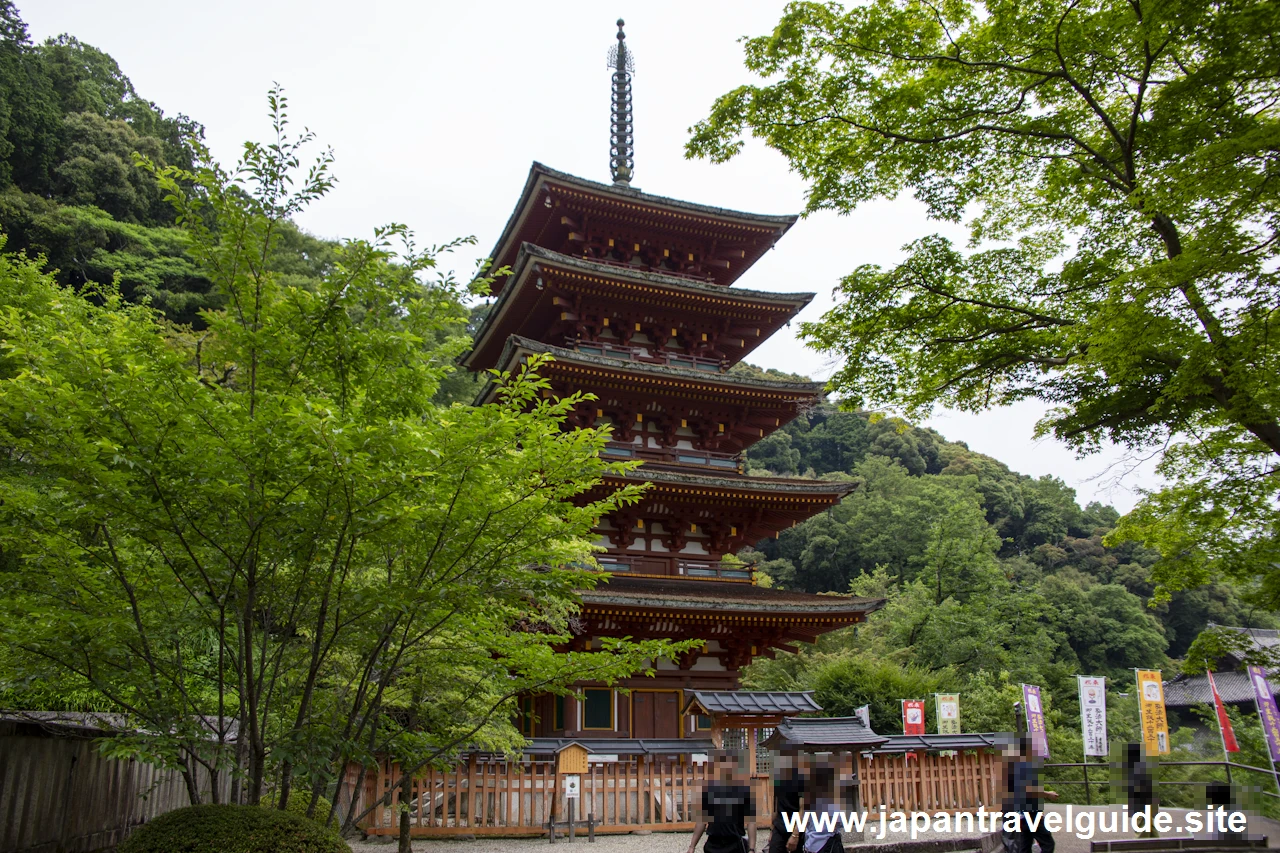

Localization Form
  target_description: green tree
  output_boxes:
[0,92,679,831]
[812,656,956,734]
[1040,571,1168,676]
[0,1,61,191]
[689,0,1280,596]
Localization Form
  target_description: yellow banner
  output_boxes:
[1136,669,1170,755]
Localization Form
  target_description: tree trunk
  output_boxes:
[230,706,248,805]
[397,773,413,853]
[182,757,202,806]
[279,759,294,809]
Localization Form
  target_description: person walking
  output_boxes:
[688,750,757,853]
[1004,737,1058,853]
[1124,743,1157,838]
[766,747,808,853]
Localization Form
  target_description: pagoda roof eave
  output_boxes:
[602,467,858,498]
[578,575,884,617]
[473,335,828,405]
[461,244,816,370]
[480,162,798,284]
[521,245,816,305]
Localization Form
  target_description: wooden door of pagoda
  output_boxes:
[632,690,681,739]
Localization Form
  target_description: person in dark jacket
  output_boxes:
[1003,737,1058,853]
[1124,743,1157,837]
[766,747,808,853]
[688,751,757,853]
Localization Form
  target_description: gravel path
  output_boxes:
[348,831,696,853]
[347,806,1280,853]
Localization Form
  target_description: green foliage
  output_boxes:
[263,792,336,829]
[727,360,812,383]
[0,3,214,322]
[0,91,683,830]
[118,805,349,853]
[0,188,215,324]
[813,656,956,734]
[762,457,1001,593]
[690,0,1280,598]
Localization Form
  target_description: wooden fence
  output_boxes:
[351,749,1003,838]
[354,756,712,837]
[857,750,1002,812]
[0,720,226,853]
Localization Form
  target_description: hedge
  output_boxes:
[119,804,351,853]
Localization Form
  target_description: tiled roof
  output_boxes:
[463,244,815,369]
[0,711,239,740]
[764,716,889,750]
[1163,670,1280,708]
[522,244,815,306]
[518,738,714,756]
[525,163,798,227]
[610,467,857,497]
[482,162,797,281]
[494,335,829,394]
[874,733,1008,753]
[684,691,822,716]
[580,575,884,616]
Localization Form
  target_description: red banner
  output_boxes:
[1207,670,1240,753]
[902,699,926,735]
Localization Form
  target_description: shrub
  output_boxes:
[264,790,337,828]
[120,804,350,853]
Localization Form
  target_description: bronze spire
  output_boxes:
[607,18,635,186]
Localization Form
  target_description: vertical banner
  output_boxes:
[1136,669,1171,755]
[1078,676,1108,757]
[855,705,871,730]
[903,699,926,735]
[1022,684,1050,758]
[1207,670,1240,753]
[936,694,961,734]
[1248,665,1280,763]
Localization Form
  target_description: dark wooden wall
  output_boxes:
[0,721,224,853]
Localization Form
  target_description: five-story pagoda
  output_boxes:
[462,21,881,747]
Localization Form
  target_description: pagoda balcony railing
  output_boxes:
[582,254,717,285]
[571,340,726,373]
[594,554,753,581]
[602,442,742,473]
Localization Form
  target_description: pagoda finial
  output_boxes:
[607,18,635,186]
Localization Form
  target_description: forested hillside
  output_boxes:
[738,404,1277,741]
[0,1,484,404]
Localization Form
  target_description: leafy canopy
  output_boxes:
[0,89,681,829]
[688,0,1280,596]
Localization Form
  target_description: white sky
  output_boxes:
[26,0,1160,510]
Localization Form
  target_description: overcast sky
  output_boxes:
[26,0,1160,510]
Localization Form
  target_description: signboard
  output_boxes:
[1078,676,1108,757]
[1207,670,1240,753]
[556,742,589,774]
[562,774,581,800]
[1248,665,1280,763]
[1136,669,1170,755]
[1022,683,1049,758]
[936,694,961,735]
[902,700,926,735]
